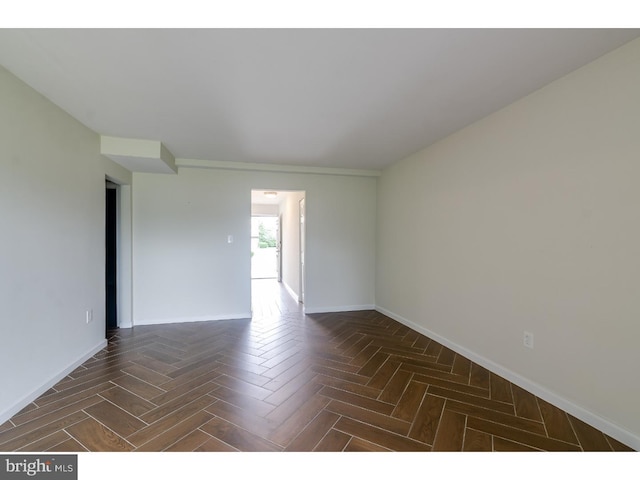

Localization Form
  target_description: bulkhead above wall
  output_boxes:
[100,135,177,174]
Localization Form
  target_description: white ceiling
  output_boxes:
[1,29,638,171]
[251,190,284,206]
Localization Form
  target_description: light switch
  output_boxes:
[227,235,233,244]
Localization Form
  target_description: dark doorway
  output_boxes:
[105,182,118,334]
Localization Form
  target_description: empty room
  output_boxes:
[1,25,639,468]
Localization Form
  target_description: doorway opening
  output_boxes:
[250,189,306,317]
[105,180,118,334]
[104,177,133,333]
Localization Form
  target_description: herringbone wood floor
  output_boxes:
[1,281,633,452]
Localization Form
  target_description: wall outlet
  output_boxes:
[523,331,534,349]
[86,309,93,324]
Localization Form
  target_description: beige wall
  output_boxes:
[376,38,640,447]
[0,66,129,422]
[280,191,305,301]
[132,168,376,324]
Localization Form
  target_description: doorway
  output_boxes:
[250,189,306,315]
[105,181,118,333]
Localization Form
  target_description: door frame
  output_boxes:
[105,176,133,330]
[277,214,283,283]
[299,197,305,305]
[105,182,118,333]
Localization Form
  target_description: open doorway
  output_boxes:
[105,177,133,333]
[105,180,118,334]
[250,189,305,316]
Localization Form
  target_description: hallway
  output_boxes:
[251,278,302,319]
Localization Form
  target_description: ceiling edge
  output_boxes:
[176,158,381,177]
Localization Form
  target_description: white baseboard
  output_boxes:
[133,312,252,326]
[304,304,376,315]
[0,339,107,425]
[376,305,640,452]
[283,281,299,304]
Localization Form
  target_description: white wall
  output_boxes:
[0,66,130,423]
[280,191,305,301]
[251,203,279,216]
[376,38,640,448]
[132,168,376,324]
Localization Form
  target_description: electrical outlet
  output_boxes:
[86,309,93,324]
[523,331,534,349]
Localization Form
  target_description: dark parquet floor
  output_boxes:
[0,280,633,452]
